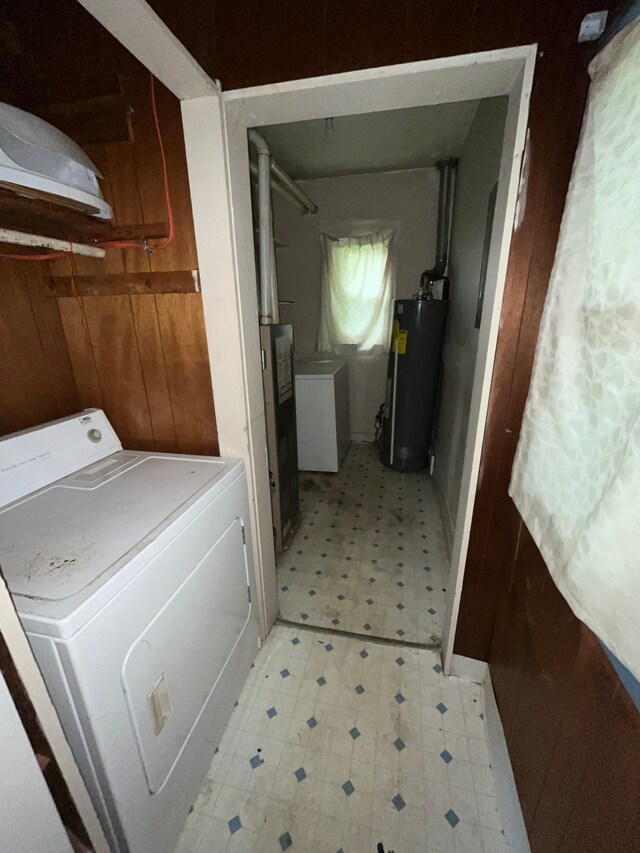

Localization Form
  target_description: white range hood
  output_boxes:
[0,102,112,220]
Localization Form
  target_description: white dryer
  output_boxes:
[0,410,260,853]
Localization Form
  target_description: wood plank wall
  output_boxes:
[0,258,79,435]
[144,1,640,850]
[1,75,218,456]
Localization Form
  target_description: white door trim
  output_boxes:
[74,0,536,663]
[220,47,536,666]
[76,0,218,98]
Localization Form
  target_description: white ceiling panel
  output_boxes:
[260,100,480,179]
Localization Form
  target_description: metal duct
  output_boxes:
[417,157,457,299]
[249,128,318,324]
[249,129,275,324]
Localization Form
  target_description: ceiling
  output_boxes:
[260,100,480,180]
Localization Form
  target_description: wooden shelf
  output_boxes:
[0,188,169,246]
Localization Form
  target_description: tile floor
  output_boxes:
[176,625,510,853]
[278,442,449,646]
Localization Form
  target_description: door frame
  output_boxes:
[217,47,536,671]
[78,0,535,671]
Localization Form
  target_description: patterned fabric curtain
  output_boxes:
[510,19,640,678]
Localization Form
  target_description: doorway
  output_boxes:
[187,45,535,671]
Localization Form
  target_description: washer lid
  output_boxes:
[0,452,227,606]
[295,359,346,378]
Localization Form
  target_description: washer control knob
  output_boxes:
[87,428,102,443]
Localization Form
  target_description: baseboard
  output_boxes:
[432,469,454,559]
[450,653,488,683]
[350,432,375,443]
[483,672,531,853]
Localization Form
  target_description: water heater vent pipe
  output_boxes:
[418,158,457,298]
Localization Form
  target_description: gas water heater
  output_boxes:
[380,298,448,472]
[380,158,456,472]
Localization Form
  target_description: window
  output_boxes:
[317,229,396,354]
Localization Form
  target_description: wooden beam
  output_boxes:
[46,269,200,297]
[0,187,168,243]
[75,0,219,100]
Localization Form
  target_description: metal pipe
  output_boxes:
[249,161,309,214]
[270,161,317,215]
[434,161,452,274]
[417,158,457,297]
[269,236,280,323]
[0,228,106,258]
[249,130,274,324]
[249,128,318,323]
[247,130,317,216]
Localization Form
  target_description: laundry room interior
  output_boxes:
[251,98,507,646]
[1,3,639,853]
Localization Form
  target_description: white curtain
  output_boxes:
[317,229,396,355]
[510,19,640,679]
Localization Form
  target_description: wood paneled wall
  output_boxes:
[1,75,217,456]
[490,525,640,849]
[48,76,218,456]
[0,258,79,435]
[142,1,640,850]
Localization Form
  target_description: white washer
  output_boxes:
[0,410,260,853]
[295,360,350,472]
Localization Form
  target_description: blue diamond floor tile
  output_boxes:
[266,707,277,719]
[249,754,263,769]
[317,677,326,686]
[440,750,453,764]
[295,767,307,782]
[349,727,360,740]
[228,815,241,834]
[445,809,460,828]
[279,831,293,850]
[393,737,405,751]
[355,684,365,694]
[392,794,406,812]
[436,702,448,714]
[395,692,405,704]
[342,780,355,796]
[280,669,290,679]
[291,637,300,645]
[307,716,318,729]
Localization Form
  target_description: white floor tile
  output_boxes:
[278,442,449,645]
[177,625,513,853]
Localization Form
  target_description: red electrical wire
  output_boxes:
[0,72,174,261]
